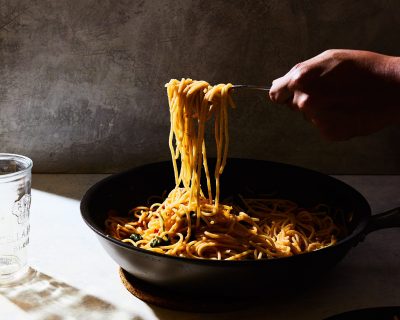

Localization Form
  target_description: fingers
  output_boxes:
[269,63,301,104]
[269,64,320,105]
[269,76,292,104]
[267,49,395,140]
[269,51,335,105]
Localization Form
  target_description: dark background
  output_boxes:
[1,0,399,173]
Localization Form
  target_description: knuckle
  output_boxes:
[289,65,309,89]
[271,78,279,86]
[297,94,311,110]
[321,49,338,58]
[291,62,304,71]
[322,49,334,55]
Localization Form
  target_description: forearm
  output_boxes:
[356,51,400,124]
[381,55,400,85]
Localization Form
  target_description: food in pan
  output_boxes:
[105,79,343,260]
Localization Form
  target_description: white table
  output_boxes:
[1,174,399,320]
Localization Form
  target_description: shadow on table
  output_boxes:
[0,268,142,320]
[32,174,109,201]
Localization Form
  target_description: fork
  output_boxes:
[232,85,271,91]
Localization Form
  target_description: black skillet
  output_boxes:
[325,306,400,320]
[80,159,400,297]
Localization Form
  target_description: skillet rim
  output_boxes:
[80,158,371,266]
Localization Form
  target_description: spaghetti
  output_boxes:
[106,78,341,260]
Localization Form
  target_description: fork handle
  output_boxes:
[232,85,271,91]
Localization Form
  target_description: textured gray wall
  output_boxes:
[0,0,399,173]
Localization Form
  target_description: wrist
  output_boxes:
[382,56,400,123]
[376,55,400,85]
[363,53,400,124]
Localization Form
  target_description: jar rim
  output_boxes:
[0,153,33,182]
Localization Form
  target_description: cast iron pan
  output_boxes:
[80,159,400,297]
[324,306,400,320]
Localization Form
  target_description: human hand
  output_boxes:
[269,49,400,140]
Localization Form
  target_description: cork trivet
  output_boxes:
[119,268,253,312]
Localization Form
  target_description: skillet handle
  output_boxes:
[365,207,400,234]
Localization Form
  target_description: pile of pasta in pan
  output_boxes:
[106,79,341,260]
